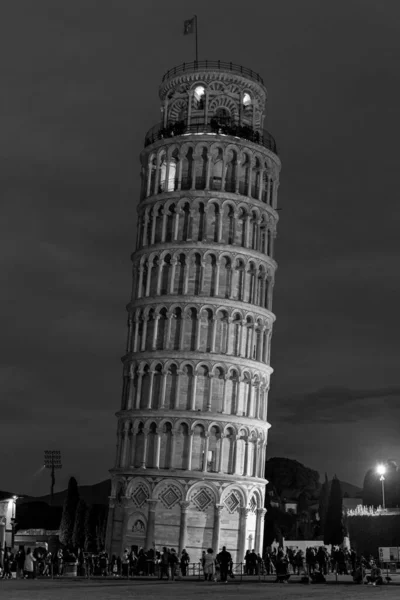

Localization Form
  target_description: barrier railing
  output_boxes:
[144,119,278,154]
[162,61,264,85]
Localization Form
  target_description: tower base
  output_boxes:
[106,472,267,563]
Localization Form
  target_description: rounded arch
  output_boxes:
[126,477,152,499]
[186,480,219,504]
[151,478,185,502]
[220,483,247,508]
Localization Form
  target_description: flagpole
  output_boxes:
[194,14,198,63]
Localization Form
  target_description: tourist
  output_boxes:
[147,546,155,576]
[122,548,130,577]
[366,562,383,586]
[169,548,179,580]
[159,547,170,580]
[24,548,36,579]
[15,546,25,579]
[274,550,290,583]
[244,549,251,574]
[310,567,326,583]
[203,548,216,582]
[180,549,190,576]
[137,547,147,575]
[1,548,12,579]
[56,548,64,576]
[352,562,365,584]
[200,551,206,579]
[216,546,232,583]
[43,551,53,577]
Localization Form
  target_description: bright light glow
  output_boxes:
[243,92,252,107]
[377,464,386,476]
[194,86,205,102]
[13,495,18,500]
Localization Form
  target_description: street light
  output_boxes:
[44,450,62,505]
[376,464,386,509]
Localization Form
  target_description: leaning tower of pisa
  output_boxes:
[105,60,281,562]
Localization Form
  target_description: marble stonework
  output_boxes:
[105,61,281,562]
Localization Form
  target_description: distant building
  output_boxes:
[105,60,281,560]
[0,493,18,561]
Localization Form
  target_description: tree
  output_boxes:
[265,457,321,500]
[72,498,87,550]
[84,504,108,553]
[59,477,79,547]
[318,473,330,536]
[324,475,344,546]
[84,505,98,553]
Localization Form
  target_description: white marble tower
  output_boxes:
[105,60,281,562]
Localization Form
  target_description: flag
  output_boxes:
[183,17,195,35]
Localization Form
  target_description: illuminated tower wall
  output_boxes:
[105,60,281,561]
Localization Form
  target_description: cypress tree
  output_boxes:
[318,472,330,535]
[324,475,344,546]
[59,477,79,547]
[72,498,87,550]
[84,505,98,553]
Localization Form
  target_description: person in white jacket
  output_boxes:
[24,548,37,579]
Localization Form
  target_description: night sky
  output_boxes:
[1,1,399,496]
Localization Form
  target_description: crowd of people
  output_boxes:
[0,543,394,585]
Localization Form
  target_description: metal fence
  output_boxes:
[144,119,278,154]
[162,61,264,85]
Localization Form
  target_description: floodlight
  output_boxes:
[377,464,386,476]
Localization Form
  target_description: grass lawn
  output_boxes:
[1,579,399,600]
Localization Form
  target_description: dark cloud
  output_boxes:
[1,0,399,494]
[272,387,400,425]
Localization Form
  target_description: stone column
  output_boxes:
[187,91,193,126]
[169,258,177,293]
[114,424,122,468]
[205,155,212,190]
[221,374,228,413]
[178,501,191,553]
[169,431,176,468]
[217,434,225,472]
[130,428,136,466]
[195,314,202,350]
[255,508,267,554]
[159,370,168,408]
[174,370,183,409]
[141,429,149,468]
[243,439,249,476]
[202,432,210,473]
[156,260,163,295]
[152,315,160,349]
[146,371,155,409]
[187,431,194,470]
[121,422,131,467]
[145,499,158,550]
[190,374,198,410]
[150,209,157,245]
[105,498,115,557]
[140,317,148,350]
[210,317,217,352]
[238,508,251,562]
[132,317,140,351]
[212,504,224,553]
[206,373,214,411]
[154,433,161,469]
[214,260,220,296]
[135,371,143,409]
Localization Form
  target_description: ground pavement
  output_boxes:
[1,578,400,600]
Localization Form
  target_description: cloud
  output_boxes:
[272,386,400,424]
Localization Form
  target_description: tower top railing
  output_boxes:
[144,117,277,154]
[162,60,264,85]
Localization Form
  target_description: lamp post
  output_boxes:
[376,464,386,510]
[44,450,62,505]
